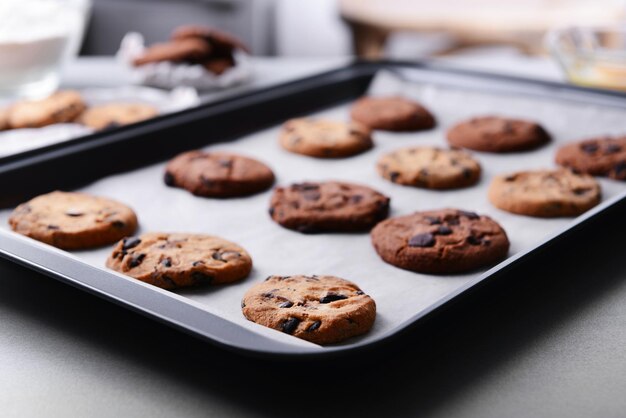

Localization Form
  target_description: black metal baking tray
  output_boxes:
[1,60,625,358]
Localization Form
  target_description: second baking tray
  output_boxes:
[1,60,626,357]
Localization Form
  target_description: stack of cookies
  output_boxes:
[132,25,249,75]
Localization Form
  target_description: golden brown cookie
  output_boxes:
[350,96,436,132]
[8,191,138,250]
[106,232,252,289]
[133,38,212,66]
[8,90,86,129]
[371,209,510,274]
[377,147,481,189]
[269,181,390,233]
[241,275,376,345]
[164,150,275,198]
[555,136,626,180]
[488,169,601,217]
[77,103,158,130]
[446,116,550,153]
[279,118,373,158]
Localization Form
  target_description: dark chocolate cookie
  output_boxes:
[9,191,138,250]
[377,146,481,189]
[241,275,376,345]
[269,181,390,233]
[555,136,626,180]
[164,150,275,198]
[106,232,252,289]
[279,118,373,158]
[446,116,550,153]
[350,96,436,132]
[488,169,601,217]
[371,209,510,274]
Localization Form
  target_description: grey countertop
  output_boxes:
[3,56,626,418]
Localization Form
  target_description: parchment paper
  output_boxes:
[2,70,626,348]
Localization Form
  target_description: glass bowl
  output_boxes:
[546,25,626,92]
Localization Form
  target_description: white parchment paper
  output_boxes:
[2,70,626,348]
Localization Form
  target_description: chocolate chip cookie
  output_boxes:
[164,150,275,198]
[241,275,376,345]
[133,37,212,66]
[106,232,252,289]
[269,181,390,233]
[377,147,481,189]
[9,191,138,250]
[488,169,601,217]
[371,209,509,274]
[8,90,86,129]
[555,136,626,180]
[279,118,373,158]
[446,116,550,153]
[350,96,436,132]
[78,103,158,130]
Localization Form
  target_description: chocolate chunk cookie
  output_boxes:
[9,191,138,250]
[133,37,212,66]
[241,275,376,345]
[377,147,481,189]
[446,116,550,153]
[269,181,390,233]
[106,232,252,289]
[488,169,601,217]
[164,150,275,198]
[350,96,436,132]
[8,90,86,129]
[279,118,373,158]
[78,103,158,130]
[371,209,509,274]
[555,136,626,180]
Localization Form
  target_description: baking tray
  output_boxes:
[1,60,626,358]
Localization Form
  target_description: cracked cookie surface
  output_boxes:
[241,275,376,345]
[106,232,252,289]
[165,150,275,198]
[9,191,138,250]
[269,181,390,233]
[371,208,509,274]
[488,169,601,217]
[377,146,481,189]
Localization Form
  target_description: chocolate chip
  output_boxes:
[279,301,294,308]
[122,237,141,250]
[612,161,626,179]
[573,188,590,195]
[462,168,473,179]
[424,216,442,225]
[446,217,460,226]
[320,293,348,304]
[307,321,321,332]
[504,175,517,182]
[467,235,482,245]
[350,195,363,204]
[192,261,204,267]
[408,233,435,247]
[581,143,599,154]
[281,317,300,334]
[129,253,145,268]
[459,210,479,219]
[191,272,213,285]
[219,159,233,168]
[164,171,176,186]
[241,300,246,308]
[436,226,453,235]
[111,221,126,228]
[261,292,274,298]
[605,144,622,154]
[268,207,275,216]
[161,258,172,267]
[356,290,364,295]
[65,209,83,217]
[389,171,400,182]
[47,225,59,230]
